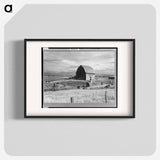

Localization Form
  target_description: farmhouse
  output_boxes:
[76,65,95,81]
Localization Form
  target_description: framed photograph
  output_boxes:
[25,39,135,118]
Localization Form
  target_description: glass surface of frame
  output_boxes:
[42,47,117,108]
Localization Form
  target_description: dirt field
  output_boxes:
[44,89,115,104]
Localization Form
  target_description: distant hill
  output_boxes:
[44,71,74,76]
[44,71,75,82]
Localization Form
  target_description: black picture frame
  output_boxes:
[24,39,135,118]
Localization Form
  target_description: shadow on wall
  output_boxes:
[5,40,24,119]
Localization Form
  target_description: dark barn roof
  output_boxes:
[79,65,95,74]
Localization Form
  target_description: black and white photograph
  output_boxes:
[42,47,117,107]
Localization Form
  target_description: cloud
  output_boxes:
[43,48,116,74]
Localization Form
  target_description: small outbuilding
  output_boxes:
[76,65,95,81]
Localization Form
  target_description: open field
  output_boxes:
[44,73,115,91]
[43,72,116,105]
[44,89,115,104]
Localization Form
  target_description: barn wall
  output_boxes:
[86,74,95,81]
[86,74,90,80]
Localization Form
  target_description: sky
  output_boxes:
[43,48,116,75]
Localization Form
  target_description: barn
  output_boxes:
[76,65,95,81]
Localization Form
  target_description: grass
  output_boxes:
[44,88,115,104]
[43,73,116,106]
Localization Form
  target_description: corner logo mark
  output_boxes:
[4,4,12,13]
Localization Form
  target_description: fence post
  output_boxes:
[105,91,107,103]
[70,97,74,103]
